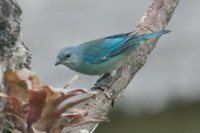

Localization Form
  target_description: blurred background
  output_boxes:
[17,0,200,132]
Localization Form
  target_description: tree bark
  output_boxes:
[0,0,31,109]
[0,0,179,133]
[0,0,31,131]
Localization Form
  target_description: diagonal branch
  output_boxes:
[63,0,179,132]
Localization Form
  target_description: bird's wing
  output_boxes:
[82,34,136,64]
[81,30,170,64]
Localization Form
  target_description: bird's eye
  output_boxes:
[65,54,71,58]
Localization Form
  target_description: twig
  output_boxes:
[63,75,80,89]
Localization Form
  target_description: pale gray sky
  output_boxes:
[17,0,200,113]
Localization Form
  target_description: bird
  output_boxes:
[55,30,170,75]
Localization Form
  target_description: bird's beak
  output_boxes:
[55,59,61,66]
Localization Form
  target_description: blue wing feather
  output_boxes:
[81,30,170,64]
[81,35,131,64]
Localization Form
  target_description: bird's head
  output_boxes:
[55,47,79,68]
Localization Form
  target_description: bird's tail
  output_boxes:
[137,30,171,40]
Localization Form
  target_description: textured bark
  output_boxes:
[0,0,31,92]
[0,0,31,131]
[0,0,179,133]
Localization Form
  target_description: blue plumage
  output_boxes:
[80,35,130,64]
[55,30,170,75]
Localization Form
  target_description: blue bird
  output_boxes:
[55,30,170,75]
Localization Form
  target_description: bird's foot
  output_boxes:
[91,86,105,91]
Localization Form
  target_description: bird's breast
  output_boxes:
[72,55,127,75]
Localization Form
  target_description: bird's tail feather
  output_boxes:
[137,30,170,40]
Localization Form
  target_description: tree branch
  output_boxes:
[63,0,179,132]
[0,0,31,131]
[0,0,31,107]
